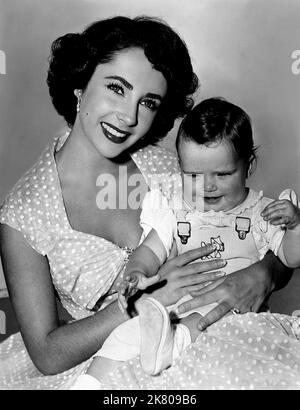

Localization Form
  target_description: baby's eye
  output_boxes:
[217,172,231,177]
[107,82,124,95]
[141,99,160,111]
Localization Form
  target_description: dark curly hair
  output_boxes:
[47,16,199,146]
[177,97,257,171]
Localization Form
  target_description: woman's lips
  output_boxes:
[101,122,131,144]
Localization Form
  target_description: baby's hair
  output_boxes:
[176,97,258,173]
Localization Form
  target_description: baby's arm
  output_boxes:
[261,195,300,268]
[118,229,167,312]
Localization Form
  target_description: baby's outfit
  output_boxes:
[98,186,299,361]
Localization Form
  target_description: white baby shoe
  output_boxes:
[139,297,191,375]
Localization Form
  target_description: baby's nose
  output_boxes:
[204,175,217,191]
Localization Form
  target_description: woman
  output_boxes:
[0,16,293,390]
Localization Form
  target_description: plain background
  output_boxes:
[0,0,300,315]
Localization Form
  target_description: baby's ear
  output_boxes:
[246,162,253,178]
[247,153,257,178]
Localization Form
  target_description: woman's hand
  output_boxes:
[143,244,227,307]
[176,251,294,331]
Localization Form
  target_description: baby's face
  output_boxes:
[178,139,248,212]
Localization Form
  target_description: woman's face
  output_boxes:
[178,139,248,212]
[74,47,167,159]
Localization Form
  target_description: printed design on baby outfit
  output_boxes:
[200,236,225,259]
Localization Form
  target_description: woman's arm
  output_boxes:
[176,250,294,330]
[0,224,131,375]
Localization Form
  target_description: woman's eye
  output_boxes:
[141,99,160,111]
[107,82,124,95]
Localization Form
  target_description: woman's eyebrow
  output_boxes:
[105,75,133,90]
[145,93,163,101]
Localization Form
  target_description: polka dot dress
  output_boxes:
[0,133,180,389]
[98,313,300,390]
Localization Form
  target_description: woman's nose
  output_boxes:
[116,102,138,127]
[204,175,217,192]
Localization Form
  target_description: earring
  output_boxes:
[74,89,82,113]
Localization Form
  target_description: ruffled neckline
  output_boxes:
[176,189,264,228]
[202,189,264,217]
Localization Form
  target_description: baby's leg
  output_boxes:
[70,316,140,389]
[86,356,122,384]
[70,357,122,390]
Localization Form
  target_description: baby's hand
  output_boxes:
[118,273,139,313]
[261,199,300,230]
[118,272,161,313]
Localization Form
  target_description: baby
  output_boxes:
[72,98,300,389]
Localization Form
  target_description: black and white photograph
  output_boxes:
[0,0,300,392]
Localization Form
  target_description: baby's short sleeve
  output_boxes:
[140,189,176,257]
[269,189,300,259]
[252,189,300,261]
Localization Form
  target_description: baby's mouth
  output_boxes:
[101,122,131,144]
[204,196,222,204]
